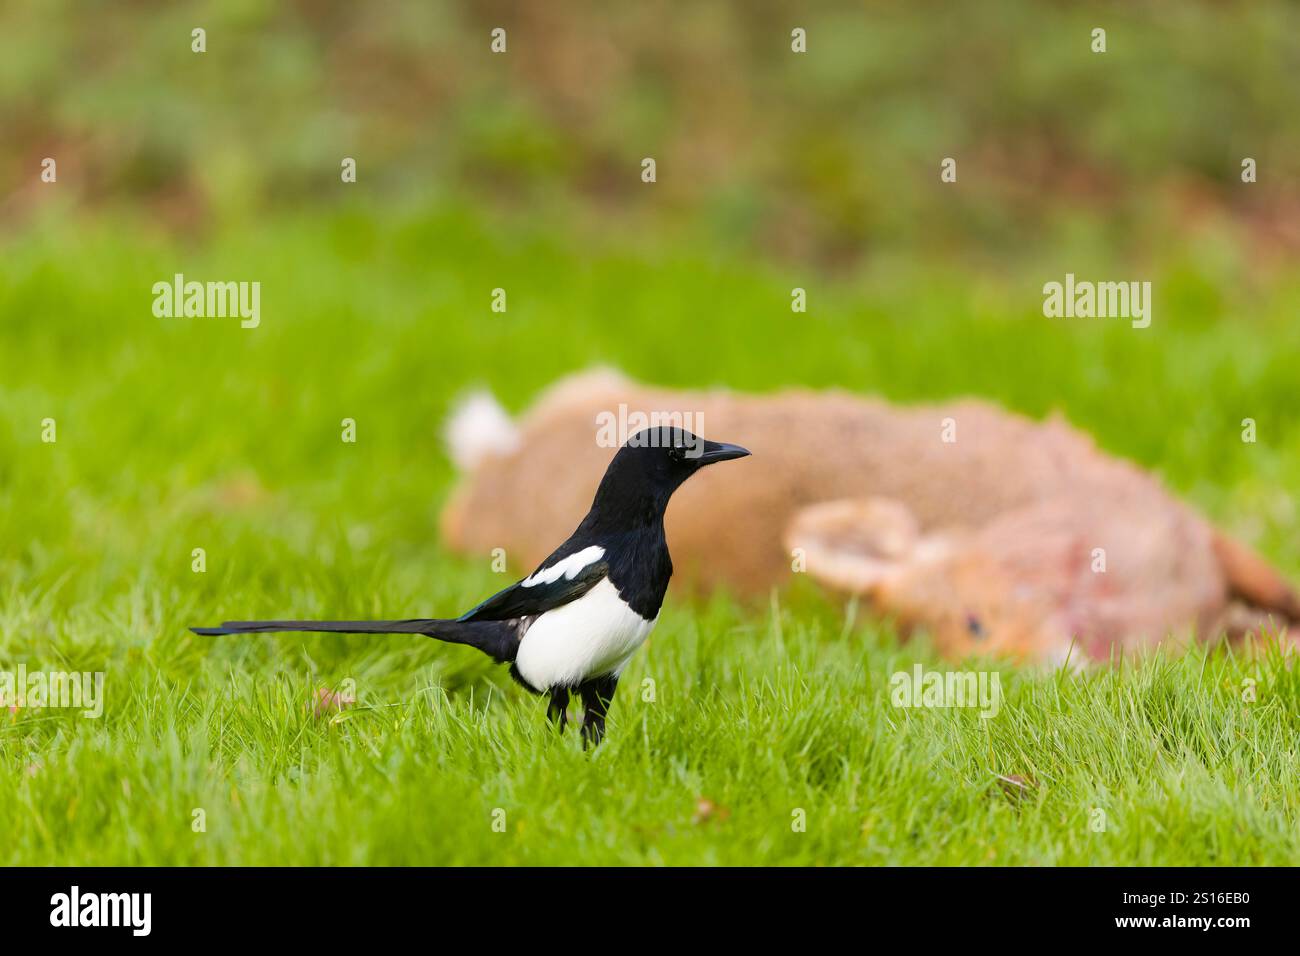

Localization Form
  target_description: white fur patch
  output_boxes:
[515,578,657,689]
[444,390,520,471]
[522,545,605,587]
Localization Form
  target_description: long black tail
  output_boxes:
[190,618,521,662]
[191,619,445,636]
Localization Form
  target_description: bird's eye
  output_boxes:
[667,446,684,461]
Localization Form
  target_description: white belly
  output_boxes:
[515,579,658,690]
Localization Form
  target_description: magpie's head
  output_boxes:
[624,426,750,480]
[592,426,750,520]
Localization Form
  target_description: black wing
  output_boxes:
[457,555,609,622]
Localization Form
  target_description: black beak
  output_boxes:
[693,440,751,465]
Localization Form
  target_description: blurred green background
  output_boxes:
[1,1,1299,864]
[3,0,1297,584]
[6,1,1300,266]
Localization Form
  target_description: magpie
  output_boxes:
[191,426,750,746]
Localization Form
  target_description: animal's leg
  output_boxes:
[547,686,570,732]
[578,674,619,748]
[1211,529,1300,625]
[782,497,922,596]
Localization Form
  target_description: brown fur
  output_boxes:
[441,370,1298,663]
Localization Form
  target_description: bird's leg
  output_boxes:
[578,674,619,749]
[546,686,570,732]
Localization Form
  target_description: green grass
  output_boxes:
[6,603,1300,865]
[2,201,1299,865]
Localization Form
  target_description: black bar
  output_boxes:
[0,867,1278,941]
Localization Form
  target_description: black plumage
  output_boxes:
[192,426,749,745]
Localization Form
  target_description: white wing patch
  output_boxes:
[521,545,606,588]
